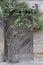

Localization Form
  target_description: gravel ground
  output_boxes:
[0,62,43,65]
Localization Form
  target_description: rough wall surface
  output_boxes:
[0,1,43,62]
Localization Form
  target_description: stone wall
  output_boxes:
[0,0,43,62]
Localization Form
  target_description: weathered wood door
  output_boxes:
[4,14,33,62]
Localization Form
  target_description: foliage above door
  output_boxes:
[0,0,43,32]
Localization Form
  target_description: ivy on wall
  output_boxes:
[0,1,43,59]
[0,0,43,32]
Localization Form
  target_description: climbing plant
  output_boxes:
[0,0,43,61]
[0,0,43,32]
[32,4,42,31]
